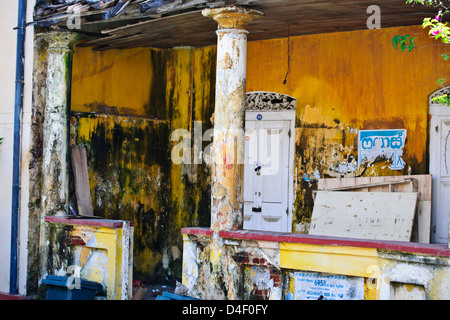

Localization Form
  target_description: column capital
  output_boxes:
[202,6,263,30]
[38,30,83,53]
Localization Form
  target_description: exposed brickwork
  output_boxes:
[232,251,282,300]
[248,267,282,300]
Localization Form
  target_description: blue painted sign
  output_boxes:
[358,129,407,170]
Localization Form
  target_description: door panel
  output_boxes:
[243,115,292,232]
[436,181,450,243]
[440,121,450,178]
[430,113,450,244]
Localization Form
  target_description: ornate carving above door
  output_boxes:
[246,91,296,111]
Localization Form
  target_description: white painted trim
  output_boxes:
[429,105,450,116]
[245,110,296,121]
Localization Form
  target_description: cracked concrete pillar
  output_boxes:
[203,6,263,232]
[40,30,80,217]
[202,6,263,299]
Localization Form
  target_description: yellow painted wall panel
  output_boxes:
[280,242,379,278]
[71,47,153,117]
[247,25,450,167]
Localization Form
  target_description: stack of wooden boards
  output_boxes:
[310,175,432,243]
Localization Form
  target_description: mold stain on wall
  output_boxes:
[246,24,450,233]
[70,46,216,279]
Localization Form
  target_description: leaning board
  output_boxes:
[317,175,431,243]
[309,191,418,241]
[70,145,94,217]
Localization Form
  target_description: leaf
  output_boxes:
[432,94,450,106]
[392,35,415,51]
[442,53,449,61]
[408,36,415,51]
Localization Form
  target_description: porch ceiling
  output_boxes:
[36,0,437,50]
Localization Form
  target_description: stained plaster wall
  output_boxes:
[27,35,48,295]
[70,46,216,280]
[246,24,450,232]
[44,218,134,300]
[182,231,450,300]
[67,24,449,281]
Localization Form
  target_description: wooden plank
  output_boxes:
[317,178,417,192]
[318,175,431,200]
[309,191,418,242]
[74,0,436,50]
[70,145,94,217]
[317,175,432,243]
[417,201,432,243]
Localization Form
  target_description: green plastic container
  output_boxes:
[42,275,103,300]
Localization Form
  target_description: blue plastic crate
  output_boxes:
[42,275,103,300]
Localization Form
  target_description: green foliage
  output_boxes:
[432,94,450,105]
[392,35,416,52]
[0,137,3,145]
[396,0,450,105]
[406,0,440,6]
[422,17,450,43]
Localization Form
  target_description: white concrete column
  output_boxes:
[203,6,263,232]
[38,30,80,283]
[202,6,263,299]
[40,30,80,217]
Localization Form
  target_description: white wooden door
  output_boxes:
[243,111,294,232]
[430,107,450,244]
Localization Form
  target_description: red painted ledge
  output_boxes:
[181,227,214,237]
[45,216,134,229]
[0,292,30,300]
[182,227,450,257]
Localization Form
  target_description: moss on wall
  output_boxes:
[70,46,216,279]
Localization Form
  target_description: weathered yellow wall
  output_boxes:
[70,24,450,278]
[246,25,450,230]
[46,218,134,300]
[247,24,449,168]
[280,241,450,300]
[71,46,216,280]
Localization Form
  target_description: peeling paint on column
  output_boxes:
[40,31,81,216]
[38,30,81,290]
[202,6,263,300]
[210,28,248,232]
[203,6,263,233]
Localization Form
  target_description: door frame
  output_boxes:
[429,87,450,244]
[244,91,296,232]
